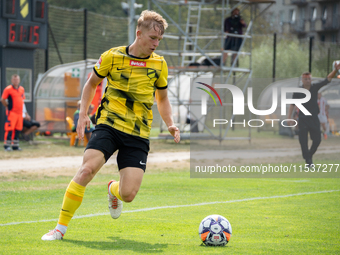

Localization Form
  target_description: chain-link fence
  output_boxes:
[34,5,340,91]
[33,6,129,84]
[31,4,340,134]
[48,6,129,67]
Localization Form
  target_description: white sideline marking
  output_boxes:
[1,189,339,227]
[259,179,310,183]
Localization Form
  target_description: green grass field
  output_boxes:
[1,168,339,254]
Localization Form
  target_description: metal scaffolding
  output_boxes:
[150,0,275,142]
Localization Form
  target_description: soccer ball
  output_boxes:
[199,214,232,246]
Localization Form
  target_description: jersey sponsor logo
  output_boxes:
[130,60,146,67]
[96,57,102,69]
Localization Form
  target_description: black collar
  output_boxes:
[126,45,151,60]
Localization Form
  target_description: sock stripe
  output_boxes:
[65,191,83,202]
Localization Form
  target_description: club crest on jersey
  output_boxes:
[147,69,158,79]
[130,60,146,67]
[96,57,102,69]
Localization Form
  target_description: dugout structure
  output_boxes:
[33,59,104,133]
[149,0,275,142]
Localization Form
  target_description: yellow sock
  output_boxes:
[110,181,123,201]
[58,180,86,227]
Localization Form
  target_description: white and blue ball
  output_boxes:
[199,214,232,246]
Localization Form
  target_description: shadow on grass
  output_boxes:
[63,236,168,253]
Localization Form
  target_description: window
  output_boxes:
[279,11,284,26]
[320,34,325,42]
[269,13,275,27]
[290,9,296,24]
[300,8,305,20]
[332,3,338,28]
[332,34,336,43]
[311,7,317,21]
[6,68,32,102]
[322,6,327,20]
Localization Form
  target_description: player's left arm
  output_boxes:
[155,89,180,143]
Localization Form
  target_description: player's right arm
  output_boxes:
[76,71,103,140]
[77,50,112,140]
[0,97,7,108]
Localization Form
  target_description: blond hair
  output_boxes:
[137,10,168,35]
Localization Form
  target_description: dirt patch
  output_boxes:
[0,136,339,179]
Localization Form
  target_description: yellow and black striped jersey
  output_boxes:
[93,45,168,139]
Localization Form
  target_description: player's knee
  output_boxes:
[121,190,138,203]
[78,165,95,179]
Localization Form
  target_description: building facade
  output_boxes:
[260,0,339,42]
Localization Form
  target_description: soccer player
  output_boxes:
[42,10,180,240]
[1,74,25,151]
[288,63,340,167]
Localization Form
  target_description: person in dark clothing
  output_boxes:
[223,8,246,65]
[73,100,95,141]
[22,103,40,141]
[288,64,340,167]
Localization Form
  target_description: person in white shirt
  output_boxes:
[317,93,329,139]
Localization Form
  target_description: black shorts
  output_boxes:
[23,119,40,129]
[85,124,150,171]
[224,37,243,51]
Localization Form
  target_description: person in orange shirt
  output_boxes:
[1,74,25,151]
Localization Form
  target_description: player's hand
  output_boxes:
[168,125,180,143]
[76,114,91,140]
[335,62,340,71]
[287,119,297,126]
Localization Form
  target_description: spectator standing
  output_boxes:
[288,64,340,167]
[223,8,246,65]
[1,74,25,151]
